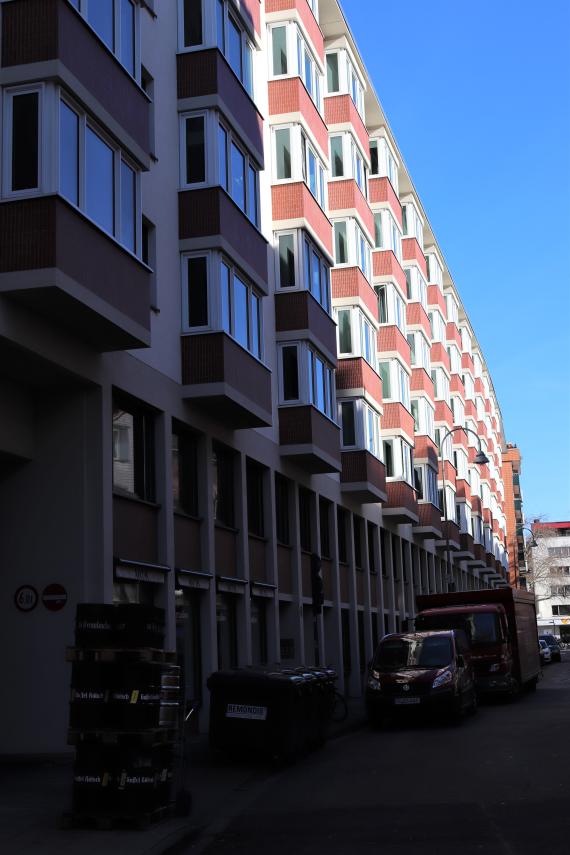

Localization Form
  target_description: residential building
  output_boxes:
[502,443,526,587]
[529,521,570,641]
[0,0,514,756]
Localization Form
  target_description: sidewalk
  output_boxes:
[0,699,367,855]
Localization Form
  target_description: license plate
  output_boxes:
[394,697,420,705]
[226,703,267,720]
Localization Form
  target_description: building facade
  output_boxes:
[529,522,570,641]
[502,443,526,587]
[0,0,514,756]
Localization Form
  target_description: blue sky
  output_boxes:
[342,0,570,520]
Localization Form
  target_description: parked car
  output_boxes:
[366,630,477,726]
[539,634,561,662]
[539,639,552,665]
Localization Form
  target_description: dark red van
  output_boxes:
[365,630,476,725]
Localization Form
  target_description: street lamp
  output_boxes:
[438,426,489,592]
[517,525,538,549]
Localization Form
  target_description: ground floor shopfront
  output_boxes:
[0,358,495,756]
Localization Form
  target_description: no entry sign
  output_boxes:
[42,584,68,612]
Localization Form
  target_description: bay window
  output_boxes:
[182,253,263,359]
[70,0,139,78]
[435,428,453,461]
[324,48,365,118]
[339,398,381,459]
[329,133,368,195]
[335,307,377,367]
[460,327,473,355]
[404,266,427,308]
[439,485,456,521]
[332,218,372,280]
[414,464,438,505]
[453,447,469,480]
[58,95,140,252]
[301,131,325,206]
[407,331,430,370]
[382,437,413,484]
[411,396,435,439]
[273,125,326,209]
[375,283,406,333]
[278,342,335,419]
[428,308,446,343]
[372,208,402,260]
[275,231,331,313]
[431,367,450,403]
[369,136,399,192]
[425,251,443,287]
[451,395,465,427]
[269,24,323,113]
[445,293,459,324]
[379,359,410,409]
[401,200,423,247]
[447,343,461,374]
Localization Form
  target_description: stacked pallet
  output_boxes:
[64,604,181,829]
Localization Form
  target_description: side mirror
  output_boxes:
[456,654,465,669]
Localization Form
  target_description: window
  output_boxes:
[303,236,331,311]
[298,33,322,112]
[401,442,413,483]
[377,286,388,324]
[370,139,378,176]
[184,115,205,185]
[338,309,352,355]
[185,255,208,328]
[272,26,288,75]
[247,460,265,537]
[275,128,292,180]
[299,488,312,552]
[281,345,299,400]
[216,120,259,225]
[279,343,334,418]
[172,426,199,516]
[340,401,356,447]
[326,52,339,92]
[364,403,380,457]
[67,0,138,76]
[275,474,290,544]
[213,442,234,527]
[6,89,40,194]
[206,2,254,97]
[279,234,295,288]
[320,499,331,558]
[112,399,154,501]
[337,508,347,563]
[301,132,325,207]
[369,136,398,191]
[56,97,139,251]
[374,213,383,248]
[411,399,419,432]
[331,136,344,177]
[383,440,394,477]
[414,464,423,498]
[334,221,348,264]
[379,361,391,398]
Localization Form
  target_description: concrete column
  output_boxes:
[155,412,176,651]
[265,469,280,664]
[236,452,252,666]
[346,511,362,696]
[290,483,305,667]
[327,500,344,692]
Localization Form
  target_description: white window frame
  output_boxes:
[2,84,46,198]
[69,0,141,81]
[179,109,209,189]
[181,250,212,333]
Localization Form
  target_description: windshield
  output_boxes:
[416,611,501,646]
[374,636,453,671]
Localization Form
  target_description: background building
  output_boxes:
[529,521,570,640]
[502,443,526,587]
[0,0,515,756]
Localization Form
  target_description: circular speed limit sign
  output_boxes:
[14,585,38,613]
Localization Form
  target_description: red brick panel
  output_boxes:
[274,290,337,358]
[451,427,468,447]
[372,249,407,293]
[378,325,411,366]
[438,460,456,487]
[385,481,418,514]
[456,478,471,501]
[477,420,488,441]
[460,532,475,554]
[382,402,415,438]
[435,400,453,425]
[331,266,378,320]
[324,94,369,156]
[341,450,386,495]
[446,322,461,348]
[441,520,461,545]
[368,177,403,227]
[450,375,465,396]
[268,78,329,158]
[410,368,435,396]
[430,342,450,371]
[278,405,341,471]
[336,358,382,404]
[414,436,439,468]
[461,352,474,373]
[471,496,482,516]
[474,377,484,395]
[406,302,431,338]
[402,237,427,277]
[465,400,477,419]
[272,182,333,256]
[327,179,375,241]
[417,503,442,532]
[427,284,446,315]
[266,0,324,60]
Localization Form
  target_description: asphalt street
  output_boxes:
[183,655,570,855]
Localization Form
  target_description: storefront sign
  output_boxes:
[14,585,38,613]
[115,563,167,584]
[217,577,247,595]
[177,570,212,591]
[42,584,67,611]
[251,583,275,599]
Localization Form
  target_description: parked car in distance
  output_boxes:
[366,630,477,726]
[539,634,561,662]
[539,639,552,665]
